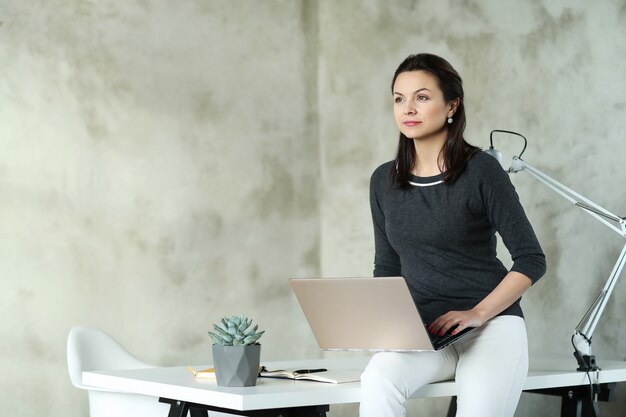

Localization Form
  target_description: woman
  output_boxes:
[361,53,546,417]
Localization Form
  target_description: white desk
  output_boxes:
[82,357,626,417]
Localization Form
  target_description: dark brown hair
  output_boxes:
[390,53,479,187]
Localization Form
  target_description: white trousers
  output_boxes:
[359,316,528,417]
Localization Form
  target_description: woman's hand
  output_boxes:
[428,272,533,336]
[428,309,487,336]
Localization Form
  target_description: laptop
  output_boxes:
[289,276,474,351]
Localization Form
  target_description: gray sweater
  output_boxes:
[370,151,546,324]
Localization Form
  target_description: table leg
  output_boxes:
[159,398,208,417]
[527,383,616,417]
[190,409,210,417]
[159,398,328,417]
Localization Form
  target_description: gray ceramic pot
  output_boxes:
[212,344,261,387]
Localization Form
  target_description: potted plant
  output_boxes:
[208,315,265,387]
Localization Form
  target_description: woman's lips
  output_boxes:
[403,121,422,127]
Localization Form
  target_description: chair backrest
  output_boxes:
[67,326,171,417]
[67,325,152,389]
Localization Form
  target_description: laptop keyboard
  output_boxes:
[428,325,474,350]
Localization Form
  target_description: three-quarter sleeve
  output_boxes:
[370,164,401,277]
[480,156,547,283]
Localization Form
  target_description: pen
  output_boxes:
[294,368,327,374]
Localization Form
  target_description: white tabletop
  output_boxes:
[82,357,626,412]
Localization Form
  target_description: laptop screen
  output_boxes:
[290,277,438,351]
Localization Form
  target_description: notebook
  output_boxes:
[289,276,474,351]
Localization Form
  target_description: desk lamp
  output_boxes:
[485,130,626,373]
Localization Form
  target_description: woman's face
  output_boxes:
[392,70,455,141]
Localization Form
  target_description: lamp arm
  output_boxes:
[575,244,626,338]
[509,157,626,237]
[508,156,626,371]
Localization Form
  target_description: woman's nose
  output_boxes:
[404,103,416,115]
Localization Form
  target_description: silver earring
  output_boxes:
[447,117,453,124]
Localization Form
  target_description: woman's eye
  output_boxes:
[394,97,403,103]
[417,95,429,101]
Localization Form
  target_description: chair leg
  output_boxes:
[446,396,457,417]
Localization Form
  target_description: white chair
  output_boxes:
[67,325,170,417]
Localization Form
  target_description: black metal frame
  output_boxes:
[527,383,616,417]
[445,383,617,417]
[159,398,329,417]
[160,383,618,417]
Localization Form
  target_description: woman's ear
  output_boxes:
[448,98,461,117]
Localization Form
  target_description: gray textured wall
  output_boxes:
[1,1,625,416]
[318,1,626,416]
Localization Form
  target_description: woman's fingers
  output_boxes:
[430,310,483,335]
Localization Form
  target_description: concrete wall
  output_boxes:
[1,1,625,416]
[0,1,321,415]
[318,1,626,416]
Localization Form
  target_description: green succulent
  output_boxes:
[208,315,265,346]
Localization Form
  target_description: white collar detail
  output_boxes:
[409,180,444,187]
